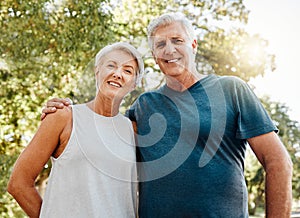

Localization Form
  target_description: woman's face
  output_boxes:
[95,49,138,99]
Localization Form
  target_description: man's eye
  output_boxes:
[173,39,183,44]
[156,42,165,48]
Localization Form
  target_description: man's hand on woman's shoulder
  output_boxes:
[41,97,73,120]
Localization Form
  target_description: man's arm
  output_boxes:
[41,98,72,120]
[132,121,137,133]
[247,131,293,218]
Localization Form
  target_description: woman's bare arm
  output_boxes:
[8,107,71,217]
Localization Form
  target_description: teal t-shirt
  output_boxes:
[127,74,277,218]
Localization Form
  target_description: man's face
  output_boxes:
[95,50,138,99]
[152,22,197,78]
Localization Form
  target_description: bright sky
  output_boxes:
[244,0,300,123]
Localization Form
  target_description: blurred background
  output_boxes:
[1,0,299,217]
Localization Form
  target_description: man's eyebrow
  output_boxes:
[154,37,165,42]
[154,36,183,42]
[171,36,182,39]
[155,39,164,43]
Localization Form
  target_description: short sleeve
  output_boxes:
[234,79,278,139]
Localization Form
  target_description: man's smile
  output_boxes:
[165,58,180,63]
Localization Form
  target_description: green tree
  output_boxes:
[0,0,115,215]
[197,28,276,81]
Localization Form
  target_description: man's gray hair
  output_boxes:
[147,12,196,51]
[95,42,144,84]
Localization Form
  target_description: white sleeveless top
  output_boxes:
[40,104,137,218]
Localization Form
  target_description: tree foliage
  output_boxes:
[1,0,114,215]
[197,28,276,81]
[1,0,299,216]
[1,0,115,150]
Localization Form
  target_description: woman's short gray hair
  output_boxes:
[147,12,196,51]
[95,42,144,84]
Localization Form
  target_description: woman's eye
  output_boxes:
[125,69,133,74]
[107,64,115,68]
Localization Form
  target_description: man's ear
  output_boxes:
[192,39,198,54]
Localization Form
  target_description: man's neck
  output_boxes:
[166,72,206,92]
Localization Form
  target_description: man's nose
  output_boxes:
[165,40,176,54]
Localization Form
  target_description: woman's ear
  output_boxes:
[94,67,99,91]
[94,66,98,76]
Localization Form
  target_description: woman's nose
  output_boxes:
[112,68,122,79]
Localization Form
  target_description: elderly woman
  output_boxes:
[7,42,144,218]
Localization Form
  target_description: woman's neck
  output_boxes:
[87,94,121,117]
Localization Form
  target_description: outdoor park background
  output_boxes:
[1,0,299,217]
